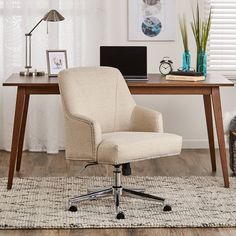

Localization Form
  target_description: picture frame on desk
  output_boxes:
[46,50,68,77]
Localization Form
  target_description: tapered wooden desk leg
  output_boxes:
[203,95,216,172]
[7,87,26,190]
[16,94,29,172]
[212,88,229,188]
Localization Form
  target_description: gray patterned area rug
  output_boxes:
[0,176,236,229]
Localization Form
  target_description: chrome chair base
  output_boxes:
[68,165,171,219]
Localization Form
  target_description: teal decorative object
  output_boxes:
[182,50,191,72]
[197,50,207,77]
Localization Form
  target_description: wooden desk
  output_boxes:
[3,73,234,189]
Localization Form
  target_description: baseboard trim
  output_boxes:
[182,139,210,149]
[183,135,230,149]
[0,139,229,152]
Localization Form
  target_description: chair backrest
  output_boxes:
[58,67,136,132]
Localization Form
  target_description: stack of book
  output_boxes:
[166,71,205,82]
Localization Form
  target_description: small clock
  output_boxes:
[159,57,173,76]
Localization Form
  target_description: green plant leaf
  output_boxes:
[191,1,211,53]
[179,14,189,51]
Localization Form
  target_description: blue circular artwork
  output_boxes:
[143,0,160,6]
[141,16,162,37]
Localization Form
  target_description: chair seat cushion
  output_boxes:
[97,132,182,165]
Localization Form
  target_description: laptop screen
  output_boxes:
[100,46,147,77]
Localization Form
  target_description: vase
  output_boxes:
[182,50,191,72]
[197,50,207,77]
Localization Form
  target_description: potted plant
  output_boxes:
[191,2,211,76]
[179,14,190,71]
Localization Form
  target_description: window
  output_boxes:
[206,0,236,75]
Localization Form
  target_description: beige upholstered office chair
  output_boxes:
[58,67,182,219]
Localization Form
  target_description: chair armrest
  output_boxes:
[64,113,102,162]
[130,105,164,133]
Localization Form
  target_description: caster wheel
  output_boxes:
[163,204,172,212]
[116,211,125,220]
[69,205,78,212]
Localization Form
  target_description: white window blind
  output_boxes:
[205,0,236,73]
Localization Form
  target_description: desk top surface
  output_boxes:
[3,73,234,87]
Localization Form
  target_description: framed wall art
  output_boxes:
[128,0,176,41]
[46,50,68,77]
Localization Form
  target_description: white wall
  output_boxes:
[103,0,236,148]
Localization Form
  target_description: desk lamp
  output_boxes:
[20,10,65,76]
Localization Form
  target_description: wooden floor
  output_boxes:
[0,149,235,236]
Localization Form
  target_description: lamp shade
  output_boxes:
[42,9,65,22]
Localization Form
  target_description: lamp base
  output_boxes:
[20,70,45,77]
